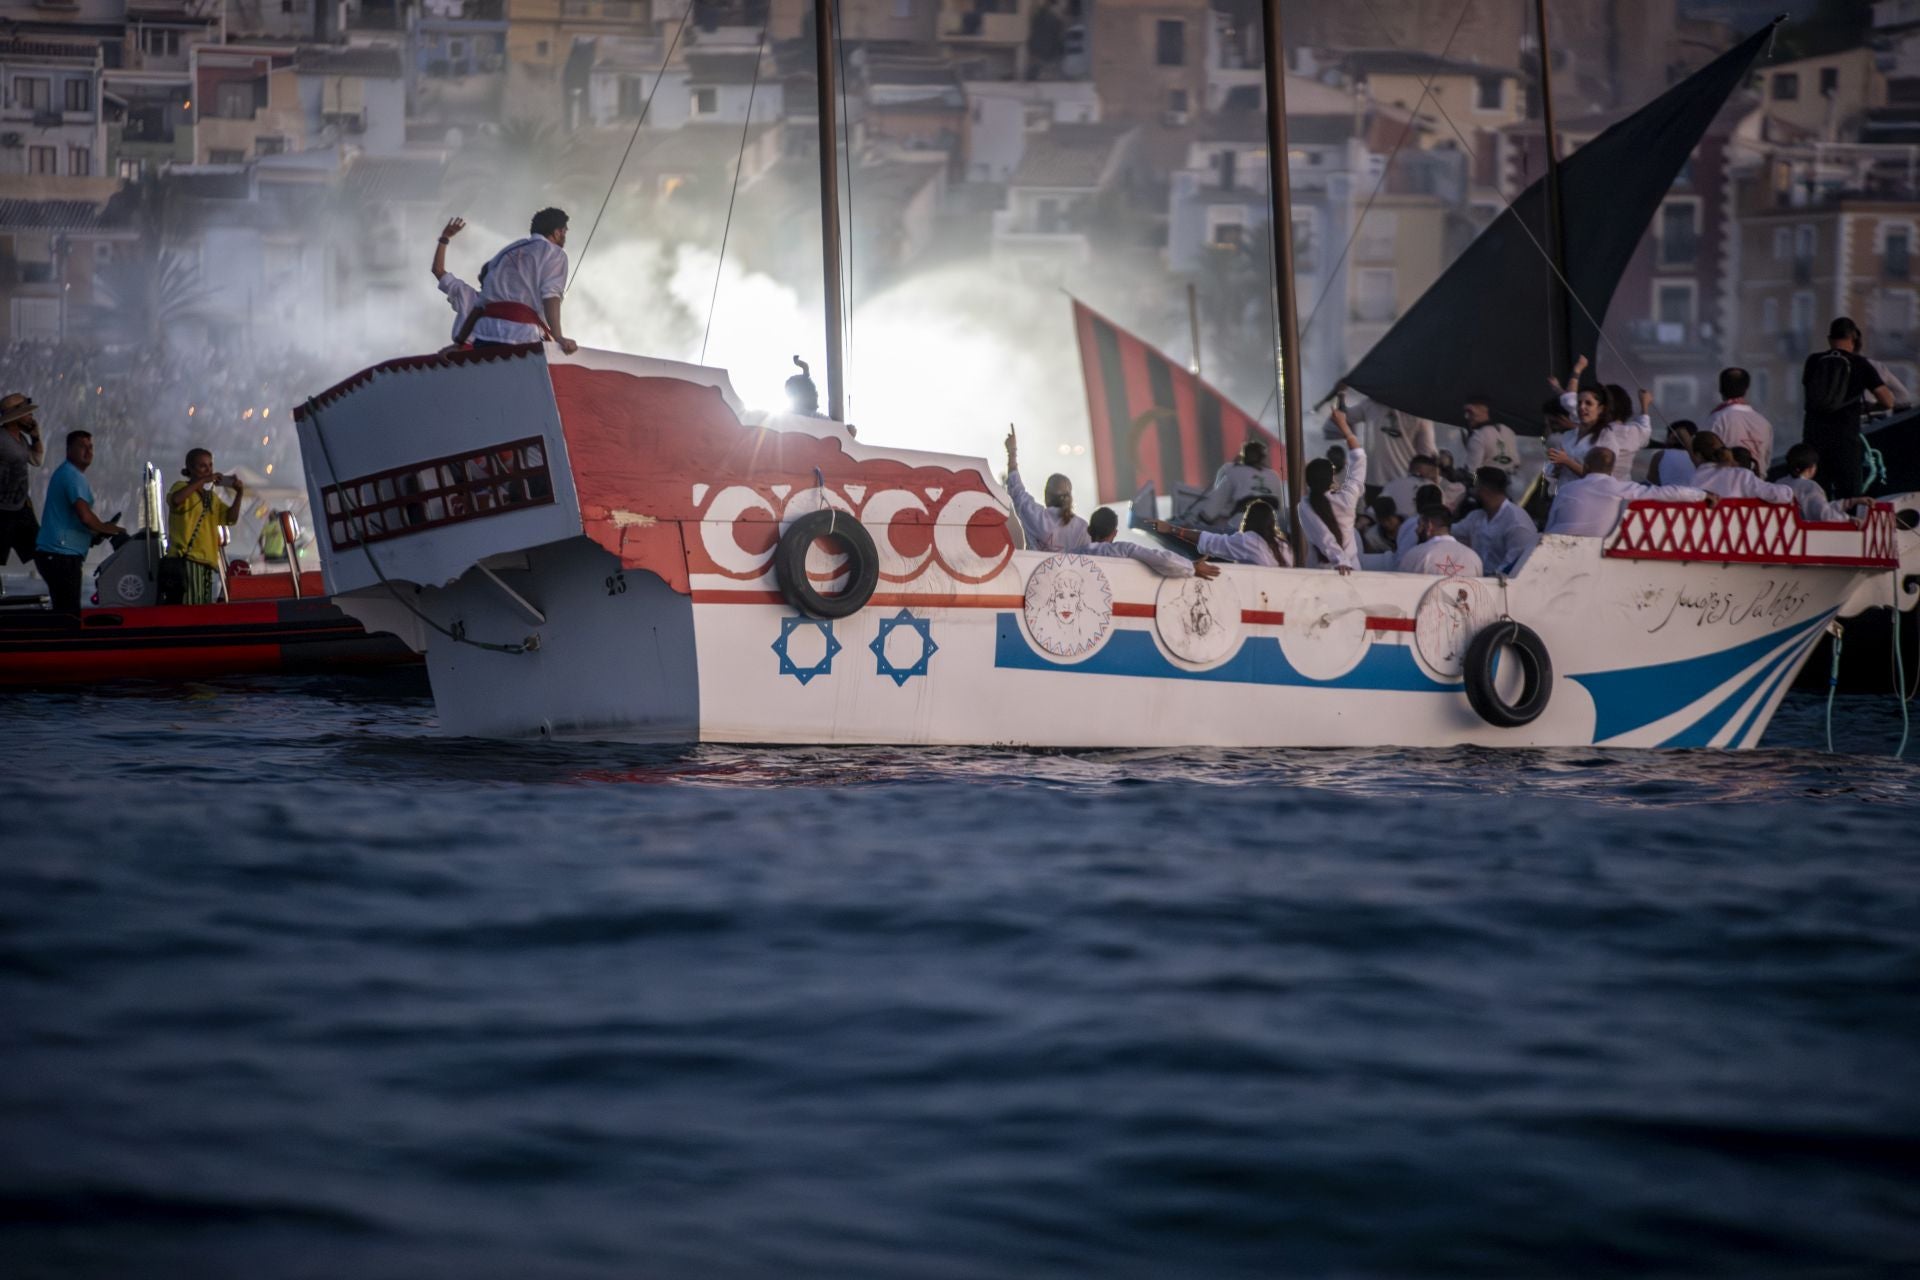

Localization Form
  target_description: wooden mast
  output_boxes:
[813,0,847,421]
[1535,0,1573,373]
[1259,0,1307,563]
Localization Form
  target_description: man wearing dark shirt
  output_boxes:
[1803,317,1896,498]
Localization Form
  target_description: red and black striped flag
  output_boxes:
[1072,298,1278,504]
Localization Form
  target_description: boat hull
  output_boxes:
[0,597,418,687]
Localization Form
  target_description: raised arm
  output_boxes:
[431,216,464,282]
[1003,426,1052,538]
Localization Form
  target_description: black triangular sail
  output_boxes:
[1341,20,1779,433]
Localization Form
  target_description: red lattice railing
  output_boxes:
[1606,498,1898,568]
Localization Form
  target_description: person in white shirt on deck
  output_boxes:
[1780,443,1873,524]
[1003,427,1089,552]
[1088,507,1220,577]
[1688,431,1798,503]
[1380,455,1443,524]
[1185,438,1284,530]
[1453,466,1539,576]
[1397,505,1484,577]
[1344,397,1432,491]
[429,216,480,346]
[1547,383,1654,483]
[1704,368,1773,468]
[1299,403,1367,572]
[1546,447,1712,537]
[1460,395,1521,479]
[1154,499,1292,567]
[455,207,579,353]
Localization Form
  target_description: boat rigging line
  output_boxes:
[700,20,772,366]
[568,0,698,294]
[835,0,857,413]
[1296,0,1477,351]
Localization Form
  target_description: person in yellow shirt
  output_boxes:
[166,448,243,605]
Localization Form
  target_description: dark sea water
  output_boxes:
[3,677,1918,1278]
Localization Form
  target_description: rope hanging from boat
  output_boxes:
[1334,0,1664,416]
[700,21,772,366]
[568,0,698,293]
[1297,0,1476,349]
[302,397,535,657]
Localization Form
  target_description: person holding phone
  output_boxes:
[167,448,243,605]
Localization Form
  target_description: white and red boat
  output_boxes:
[291,343,1919,746]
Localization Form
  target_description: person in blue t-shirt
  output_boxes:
[34,430,125,614]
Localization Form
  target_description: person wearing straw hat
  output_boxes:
[0,392,47,590]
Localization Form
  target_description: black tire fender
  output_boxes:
[1462,620,1553,728]
[773,508,879,619]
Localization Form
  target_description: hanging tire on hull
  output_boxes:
[1463,621,1552,728]
[774,509,879,619]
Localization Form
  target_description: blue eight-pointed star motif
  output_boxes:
[772,615,842,685]
[869,608,938,686]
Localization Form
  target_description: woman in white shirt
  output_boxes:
[1688,432,1797,503]
[1547,383,1654,483]
[1154,499,1291,567]
[1004,427,1090,552]
[1298,404,1367,571]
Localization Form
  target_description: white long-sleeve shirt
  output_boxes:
[1084,537,1196,577]
[1548,391,1652,482]
[1188,462,1285,526]
[1546,474,1707,537]
[1454,498,1539,575]
[437,272,479,343]
[1006,468,1090,552]
[1705,400,1774,466]
[1297,445,1367,568]
[1396,533,1484,577]
[471,235,568,344]
[1786,475,1853,523]
[1195,529,1289,567]
[1693,463,1796,504]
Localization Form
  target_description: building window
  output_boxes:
[692,87,717,115]
[1888,229,1912,280]
[562,0,591,15]
[210,148,246,164]
[1761,297,1779,334]
[618,75,644,117]
[1475,75,1503,111]
[16,77,51,111]
[217,80,256,119]
[118,157,143,181]
[64,78,90,112]
[1655,282,1695,330]
[1790,290,1813,339]
[1155,19,1185,68]
[1772,226,1791,261]
[536,40,550,57]
[68,146,90,176]
[27,145,57,174]
[892,0,911,17]
[1167,88,1188,116]
[1654,375,1699,412]
[257,136,286,156]
[139,27,182,58]
[1875,289,1914,339]
[1771,72,1798,101]
[1819,67,1838,96]
[1658,201,1698,266]
[1354,268,1396,323]
[1752,368,1769,406]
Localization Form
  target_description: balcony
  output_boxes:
[1793,256,1813,283]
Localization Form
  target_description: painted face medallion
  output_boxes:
[1022,554,1113,658]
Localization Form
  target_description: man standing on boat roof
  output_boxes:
[34,430,126,615]
[454,208,580,355]
[1003,426,1089,553]
[1802,317,1894,499]
[0,392,46,591]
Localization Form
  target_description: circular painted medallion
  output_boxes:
[1413,577,1503,678]
[1154,571,1242,666]
[1277,575,1370,682]
[1022,553,1114,658]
